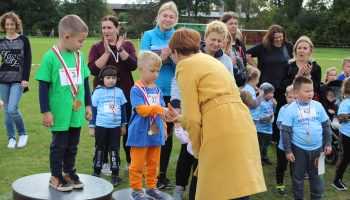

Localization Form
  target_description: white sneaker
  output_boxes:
[17,135,28,148]
[125,163,130,171]
[7,138,16,148]
[101,163,112,176]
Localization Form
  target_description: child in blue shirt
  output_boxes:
[332,78,350,191]
[243,67,264,124]
[256,82,277,165]
[89,66,127,187]
[275,85,297,196]
[337,58,350,81]
[281,76,332,200]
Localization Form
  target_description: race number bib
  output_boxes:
[104,103,118,114]
[59,68,82,86]
[147,94,158,106]
[299,106,316,119]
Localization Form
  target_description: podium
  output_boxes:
[112,188,172,200]
[12,173,113,200]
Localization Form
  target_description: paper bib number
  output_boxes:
[59,69,82,86]
[299,106,316,119]
[147,94,158,106]
[104,103,118,114]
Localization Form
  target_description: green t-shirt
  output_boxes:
[35,49,90,131]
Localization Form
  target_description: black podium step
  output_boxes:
[12,173,113,200]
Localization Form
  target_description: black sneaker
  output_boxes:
[275,183,287,196]
[63,169,84,189]
[262,157,272,165]
[158,177,173,189]
[111,175,122,187]
[332,179,348,191]
[156,178,165,189]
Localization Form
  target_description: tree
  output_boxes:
[223,0,237,12]
[282,0,303,21]
[72,0,110,29]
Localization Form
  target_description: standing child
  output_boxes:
[243,67,264,124]
[337,58,350,81]
[89,66,127,187]
[275,85,297,196]
[35,15,92,192]
[332,78,350,191]
[127,51,172,200]
[324,67,337,83]
[281,76,332,199]
[256,82,277,165]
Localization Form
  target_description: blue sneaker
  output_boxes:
[146,187,167,200]
[130,190,148,200]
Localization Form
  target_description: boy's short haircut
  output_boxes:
[293,76,313,91]
[342,57,350,66]
[58,15,88,37]
[285,85,293,95]
[137,51,162,68]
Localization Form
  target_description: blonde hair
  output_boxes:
[285,85,293,95]
[204,20,227,38]
[223,30,233,55]
[342,78,350,99]
[289,36,314,63]
[246,66,260,83]
[0,12,22,32]
[342,58,350,66]
[58,15,88,37]
[137,51,162,68]
[324,67,337,83]
[156,1,178,27]
[235,28,243,40]
[239,89,253,107]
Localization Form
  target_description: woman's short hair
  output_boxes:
[204,20,227,38]
[263,24,287,52]
[168,28,200,56]
[220,11,239,24]
[102,15,119,28]
[156,1,179,27]
[289,36,314,63]
[0,12,22,32]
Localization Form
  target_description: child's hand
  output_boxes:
[0,100,3,110]
[271,97,277,105]
[43,111,54,127]
[262,115,271,122]
[328,109,335,114]
[121,124,126,136]
[258,89,264,97]
[160,107,173,121]
[286,153,295,162]
[85,105,92,121]
[271,141,277,146]
[324,146,332,156]
[89,128,95,137]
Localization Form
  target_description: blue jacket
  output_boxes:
[140,25,176,96]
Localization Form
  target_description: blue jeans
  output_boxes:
[0,83,26,139]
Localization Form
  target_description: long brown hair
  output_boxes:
[263,24,287,52]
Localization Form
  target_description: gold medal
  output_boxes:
[148,130,153,135]
[113,118,117,122]
[72,98,82,111]
[306,138,310,142]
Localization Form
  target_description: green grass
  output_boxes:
[1,37,350,199]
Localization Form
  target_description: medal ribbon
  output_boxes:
[52,45,81,99]
[107,87,116,120]
[264,100,273,115]
[296,100,311,137]
[134,81,160,129]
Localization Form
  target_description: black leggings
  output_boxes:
[334,133,350,181]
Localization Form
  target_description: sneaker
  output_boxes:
[304,172,309,179]
[17,135,28,148]
[332,179,348,191]
[125,163,130,171]
[172,186,185,200]
[275,183,287,196]
[130,190,148,200]
[157,177,173,189]
[101,163,112,176]
[91,172,100,177]
[7,138,16,148]
[262,157,272,165]
[49,175,73,192]
[63,169,84,189]
[111,175,122,187]
[146,187,168,200]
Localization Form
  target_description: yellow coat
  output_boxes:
[176,53,266,199]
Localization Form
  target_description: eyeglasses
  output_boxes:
[326,93,334,97]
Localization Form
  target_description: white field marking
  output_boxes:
[313,58,343,61]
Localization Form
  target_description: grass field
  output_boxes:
[0,37,350,199]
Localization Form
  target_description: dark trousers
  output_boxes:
[50,127,81,176]
[257,132,272,158]
[159,96,174,175]
[175,144,198,200]
[334,133,350,181]
[94,126,121,175]
[276,147,291,184]
[272,88,287,142]
[291,144,323,200]
[103,102,132,164]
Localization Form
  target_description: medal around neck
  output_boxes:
[148,125,159,136]
[72,98,82,111]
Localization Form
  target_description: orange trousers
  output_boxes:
[129,146,161,190]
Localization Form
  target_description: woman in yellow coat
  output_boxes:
[166,28,266,199]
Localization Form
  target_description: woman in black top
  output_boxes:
[246,24,293,143]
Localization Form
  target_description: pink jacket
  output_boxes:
[174,126,193,155]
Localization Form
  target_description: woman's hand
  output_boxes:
[116,34,125,51]
[21,80,28,89]
[296,65,307,78]
[161,103,182,123]
[159,46,172,61]
[104,39,111,55]
[303,64,313,77]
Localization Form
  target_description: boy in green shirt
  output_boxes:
[35,15,92,192]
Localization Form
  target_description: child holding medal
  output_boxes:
[35,15,92,192]
[89,66,127,187]
[126,51,172,200]
[281,76,332,199]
